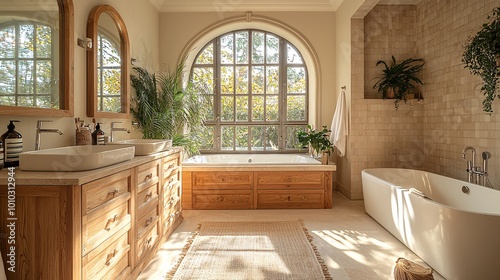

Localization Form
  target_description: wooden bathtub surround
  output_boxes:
[0,149,183,280]
[183,170,333,210]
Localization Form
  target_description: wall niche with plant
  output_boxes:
[462,6,500,114]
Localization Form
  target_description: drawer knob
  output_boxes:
[168,164,175,169]
[146,216,154,226]
[105,214,119,231]
[145,192,153,200]
[146,236,153,247]
[287,196,291,201]
[105,249,118,266]
[107,189,119,196]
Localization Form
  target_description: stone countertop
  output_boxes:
[0,147,183,186]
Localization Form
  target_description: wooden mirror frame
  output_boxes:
[0,0,74,117]
[86,5,130,118]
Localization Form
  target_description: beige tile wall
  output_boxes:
[346,0,499,199]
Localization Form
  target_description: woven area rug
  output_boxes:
[166,220,331,280]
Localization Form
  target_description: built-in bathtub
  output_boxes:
[362,168,500,280]
[181,154,336,210]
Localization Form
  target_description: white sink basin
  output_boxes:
[19,145,135,171]
[107,139,172,155]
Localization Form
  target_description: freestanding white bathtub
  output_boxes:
[362,168,500,280]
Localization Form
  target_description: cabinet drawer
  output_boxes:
[193,190,253,209]
[193,172,252,190]
[257,190,324,209]
[137,183,159,216]
[137,207,159,238]
[163,206,181,233]
[136,223,159,263]
[163,176,180,196]
[162,154,180,179]
[83,229,131,280]
[137,160,160,193]
[82,169,132,214]
[256,171,324,190]
[164,179,180,201]
[163,190,180,217]
[83,201,131,255]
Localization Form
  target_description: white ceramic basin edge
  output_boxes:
[19,145,135,172]
[107,139,172,155]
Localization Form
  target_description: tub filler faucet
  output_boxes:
[462,146,493,188]
[462,146,476,183]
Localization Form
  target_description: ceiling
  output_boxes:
[148,0,422,12]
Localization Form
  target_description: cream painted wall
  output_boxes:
[0,0,159,151]
[158,11,336,129]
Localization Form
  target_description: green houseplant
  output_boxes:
[373,55,425,110]
[130,60,211,155]
[462,6,500,114]
[297,125,334,159]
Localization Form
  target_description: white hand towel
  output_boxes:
[330,88,348,156]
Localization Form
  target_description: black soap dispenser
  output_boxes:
[92,123,105,145]
[1,120,23,167]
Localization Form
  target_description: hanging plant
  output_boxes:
[462,6,500,114]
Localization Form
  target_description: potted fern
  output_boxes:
[373,55,425,110]
[130,60,211,155]
[462,6,500,114]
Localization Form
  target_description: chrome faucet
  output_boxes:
[35,120,63,150]
[462,146,476,183]
[110,122,130,142]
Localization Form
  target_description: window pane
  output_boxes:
[0,26,15,58]
[36,95,52,108]
[235,66,248,94]
[266,95,278,121]
[100,36,120,66]
[192,67,214,94]
[251,31,264,64]
[287,95,306,121]
[36,61,52,95]
[199,126,215,150]
[101,68,121,95]
[285,125,307,150]
[36,25,51,58]
[195,43,214,64]
[235,126,248,151]
[220,95,234,121]
[251,66,264,94]
[221,126,234,150]
[221,66,234,94]
[101,96,121,113]
[18,60,34,95]
[287,67,306,93]
[235,31,248,64]
[18,95,34,107]
[235,96,248,121]
[19,25,34,58]
[252,95,264,121]
[266,66,279,94]
[0,96,15,106]
[266,126,279,150]
[0,61,16,95]
[287,44,303,64]
[220,34,234,64]
[251,126,264,151]
[266,34,279,64]
[202,95,214,121]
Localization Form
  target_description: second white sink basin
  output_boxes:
[108,139,172,155]
[19,145,135,172]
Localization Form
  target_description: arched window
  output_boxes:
[191,29,308,153]
[0,21,57,108]
[96,31,121,112]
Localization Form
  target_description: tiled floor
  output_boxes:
[138,192,444,280]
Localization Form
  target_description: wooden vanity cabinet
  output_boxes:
[0,151,183,280]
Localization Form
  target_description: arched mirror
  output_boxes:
[0,0,74,117]
[87,5,130,118]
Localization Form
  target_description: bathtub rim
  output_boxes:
[362,168,500,217]
[182,164,336,172]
